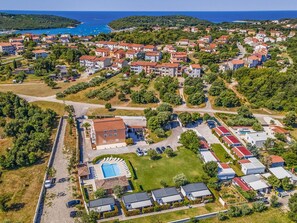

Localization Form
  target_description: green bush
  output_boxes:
[142,206,154,214]
[103,206,119,218]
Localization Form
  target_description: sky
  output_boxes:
[1,0,297,11]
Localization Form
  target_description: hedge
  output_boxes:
[142,206,154,214]
[120,202,141,217]
[172,201,184,208]
[103,206,119,218]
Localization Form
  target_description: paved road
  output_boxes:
[41,119,74,223]
[237,42,247,59]
[18,94,285,119]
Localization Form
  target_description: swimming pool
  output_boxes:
[101,163,121,178]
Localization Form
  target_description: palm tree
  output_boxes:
[82,122,91,130]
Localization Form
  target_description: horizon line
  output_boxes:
[2,9,297,12]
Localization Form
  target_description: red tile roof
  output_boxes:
[0,42,13,47]
[231,59,244,65]
[214,126,230,136]
[131,61,157,67]
[191,64,201,69]
[270,155,285,164]
[222,135,241,145]
[93,118,125,132]
[156,63,179,68]
[220,163,230,169]
[232,146,252,159]
[233,177,251,191]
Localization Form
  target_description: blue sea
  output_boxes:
[1,10,297,36]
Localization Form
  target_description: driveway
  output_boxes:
[41,119,74,223]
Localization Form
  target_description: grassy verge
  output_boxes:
[147,130,172,143]
[211,144,232,163]
[87,108,144,117]
[200,207,292,223]
[30,101,65,116]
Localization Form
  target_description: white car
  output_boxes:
[44,179,52,189]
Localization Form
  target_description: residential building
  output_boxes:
[143,45,157,52]
[245,132,274,148]
[125,50,138,59]
[240,175,270,194]
[95,176,130,194]
[177,39,189,46]
[79,55,112,70]
[232,146,253,159]
[122,192,152,210]
[246,55,261,68]
[155,63,179,77]
[130,61,157,74]
[239,157,266,175]
[0,42,15,54]
[9,37,24,43]
[269,167,297,185]
[110,59,128,71]
[218,163,236,180]
[200,150,219,163]
[187,64,202,78]
[213,126,231,137]
[152,187,183,205]
[163,45,176,53]
[170,52,188,63]
[229,59,244,70]
[145,51,162,62]
[96,41,118,50]
[269,155,285,168]
[91,118,126,147]
[32,50,48,59]
[222,135,242,147]
[181,183,212,201]
[87,197,115,213]
[95,48,111,57]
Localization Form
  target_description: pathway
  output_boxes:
[41,119,74,223]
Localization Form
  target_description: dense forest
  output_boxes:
[0,13,80,30]
[108,15,211,30]
[0,92,56,169]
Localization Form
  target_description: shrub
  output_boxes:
[103,206,119,218]
[142,206,154,214]
[172,201,184,208]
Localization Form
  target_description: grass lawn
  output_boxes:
[211,144,232,163]
[119,203,223,223]
[200,208,292,223]
[0,81,84,97]
[87,107,144,117]
[114,147,205,191]
[30,101,65,116]
[146,130,172,143]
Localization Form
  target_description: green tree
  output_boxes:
[113,185,124,198]
[148,149,159,160]
[252,122,263,131]
[178,112,192,126]
[105,103,112,111]
[270,195,279,208]
[288,193,297,222]
[179,130,200,153]
[203,161,218,178]
[94,188,107,198]
[252,201,267,212]
[237,106,254,119]
[282,177,294,191]
[267,175,281,189]
[283,112,296,127]
[156,103,173,113]
[164,148,175,157]
[173,173,188,187]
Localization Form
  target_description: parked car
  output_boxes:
[156,147,162,154]
[66,200,81,208]
[166,145,172,149]
[143,149,148,156]
[161,146,166,152]
[136,148,144,156]
[44,179,52,189]
[206,120,216,129]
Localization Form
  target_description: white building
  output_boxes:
[239,157,266,175]
[245,132,274,148]
[269,167,297,185]
[187,64,202,78]
[0,42,15,55]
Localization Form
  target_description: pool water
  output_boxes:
[239,130,251,135]
[101,163,121,178]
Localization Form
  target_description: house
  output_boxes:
[9,37,24,43]
[232,146,253,159]
[233,177,252,191]
[200,150,219,163]
[125,50,138,60]
[245,132,274,148]
[177,39,189,46]
[87,197,116,213]
[152,187,183,205]
[130,61,157,74]
[111,59,128,71]
[187,64,202,78]
[213,126,231,137]
[79,56,112,71]
[222,135,242,147]
[32,50,48,59]
[95,176,130,194]
[122,192,152,210]
[155,63,179,77]
[181,183,212,201]
[239,157,266,175]
[269,167,297,185]
[96,41,118,50]
[170,52,188,63]
[143,45,157,52]
[145,51,162,62]
[129,43,144,51]
[77,163,90,180]
[91,118,127,147]
[241,175,270,194]
[269,155,285,168]
[218,163,236,180]
[0,42,15,55]
[163,45,176,53]
[271,126,289,136]
[246,55,261,68]
[95,48,111,57]
[229,59,244,70]
[200,36,212,43]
